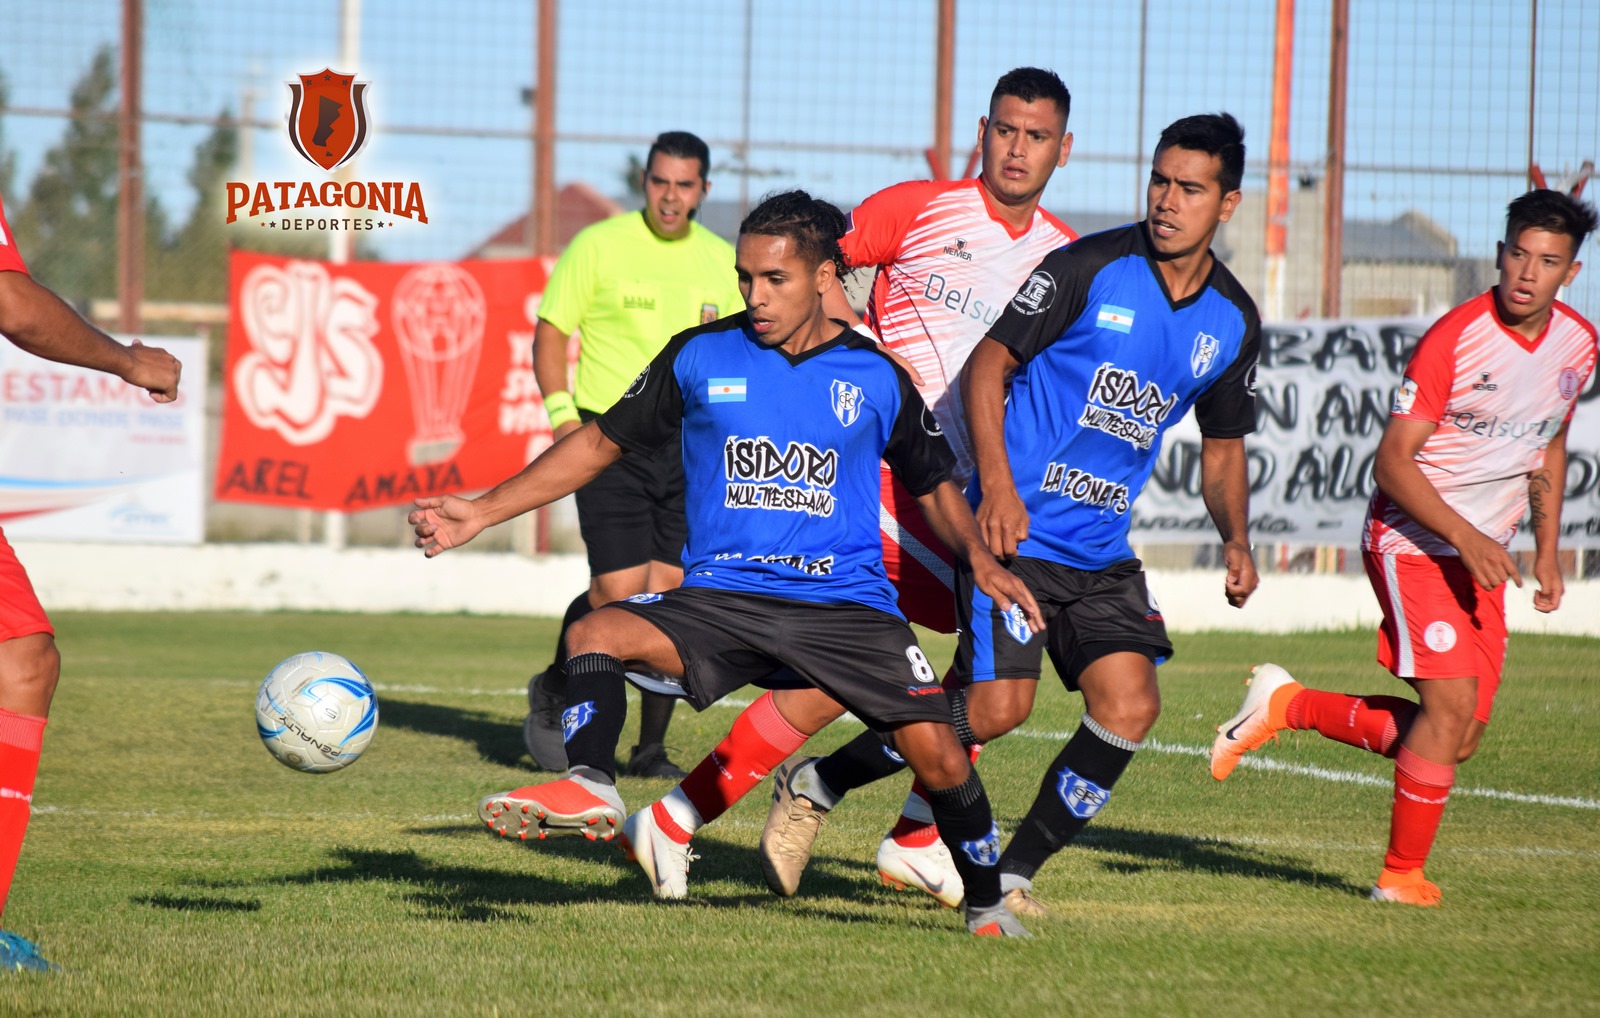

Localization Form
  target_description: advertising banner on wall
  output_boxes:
[1132,316,1600,548]
[215,251,554,511]
[0,336,207,544]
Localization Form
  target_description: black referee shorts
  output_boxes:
[954,556,1173,690]
[574,410,686,576]
[609,587,953,730]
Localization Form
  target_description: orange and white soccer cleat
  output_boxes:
[1370,867,1442,906]
[1209,663,1304,781]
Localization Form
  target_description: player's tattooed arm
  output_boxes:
[1527,424,1569,613]
[1199,436,1259,608]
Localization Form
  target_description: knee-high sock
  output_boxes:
[891,744,983,848]
[925,769,1002,910]
[547,592,594,675]
[0,709,46,919]
[1384,746,1454,873]
[1286,690,1417,757]
[814,687,975,799]
[561,653,629,781]
[999,715,1137,884]
[657,692,809,841]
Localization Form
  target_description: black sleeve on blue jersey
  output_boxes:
[1193,267,1261,438]
[880,357,956,497]
[595,326,698,456]
[986,226,1134,365]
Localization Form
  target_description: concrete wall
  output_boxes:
[18,540,1599,636]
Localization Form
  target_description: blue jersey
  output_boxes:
[981,223,1259,569]
[599,315,954,616]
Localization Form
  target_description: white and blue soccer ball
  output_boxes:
[255,651,379,773]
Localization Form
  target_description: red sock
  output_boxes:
[1384,746,1454,872]
[0,709,47,919]
[677,692,806,825]
[1286,690,1417,757]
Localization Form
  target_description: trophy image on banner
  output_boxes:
[391,264,486,466]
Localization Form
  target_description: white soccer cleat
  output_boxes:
[1210,663,1303,781]
[619,803,697,900]
[876,831,964,909]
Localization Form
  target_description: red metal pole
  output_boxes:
[927,0,955,180]
[1321,0,1348,318]
[117,0,144,332]
[1265,0,1294,319]
[533,0,558,259]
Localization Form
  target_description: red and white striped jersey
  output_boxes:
[843,178,1074,481]
[1364,291,1598,556]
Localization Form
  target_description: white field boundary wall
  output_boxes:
[16,541,1599,637]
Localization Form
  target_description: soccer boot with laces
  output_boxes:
[1002,886,1050,918]
[966,902,1032,938]
[1210,663,1304,780]
[523,668,568,771]
[759,756,829,897]
[0,931,59,973]
[1370,867,1442,906]
[478,776,624,842]
[875,829,964,908]
[618,802,698,900]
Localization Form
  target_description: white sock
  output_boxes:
[899,788,935,824]
[787,759,841,810]
[658,786,704,835]
[566,768,625,812]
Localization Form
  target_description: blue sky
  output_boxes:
[1,1,1596,305]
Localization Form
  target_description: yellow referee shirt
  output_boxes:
[539,211,742,413]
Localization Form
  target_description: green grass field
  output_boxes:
[2,612,1596,1016]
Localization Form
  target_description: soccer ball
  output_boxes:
[255,651,379,773]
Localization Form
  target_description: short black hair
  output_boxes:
[990,67,1071,125]
[645,130,711,182]
[1155,113,1246,194]
[1506,188,1598,257]
[739,190,849,278]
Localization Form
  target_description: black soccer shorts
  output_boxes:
[573,411,687,576]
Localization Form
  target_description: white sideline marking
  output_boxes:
[223,680,1598,812]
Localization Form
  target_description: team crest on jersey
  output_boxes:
[287,69,370,172]
[1003,603,1033,645]
[561,700,597,742]
[1190,331,1220,377]
[700,303,719,325]
[1423,621,1457,652]
[1393,376,1419,415]
[623,366,650,398]
[830,379,864,427]
[627,593,664,604]
[1558,367,1581,401]
[1011,270,1056,316]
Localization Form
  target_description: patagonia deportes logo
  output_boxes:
[708,378,747,403]
[1096,304,1135,333]
[561,701,597,743]
[1057,766,1111,819]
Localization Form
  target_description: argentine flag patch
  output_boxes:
[1095,304,1135,333]
[708,378,747,402]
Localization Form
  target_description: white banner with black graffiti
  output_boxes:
[1132,316,1600,548]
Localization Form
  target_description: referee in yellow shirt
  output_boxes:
[527,131,743,778]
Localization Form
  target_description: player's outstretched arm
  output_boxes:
[1199,435,1259,608]
[0,270,180,402]
[1373,417,1521,592]
[913,480,1043,634]
[961,337,1028,557]
[409,421,623,557]
[1527,423,1569,613]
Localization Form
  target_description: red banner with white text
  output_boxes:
[216,251,554,510]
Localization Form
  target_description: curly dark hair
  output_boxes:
[738,190,850,278]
